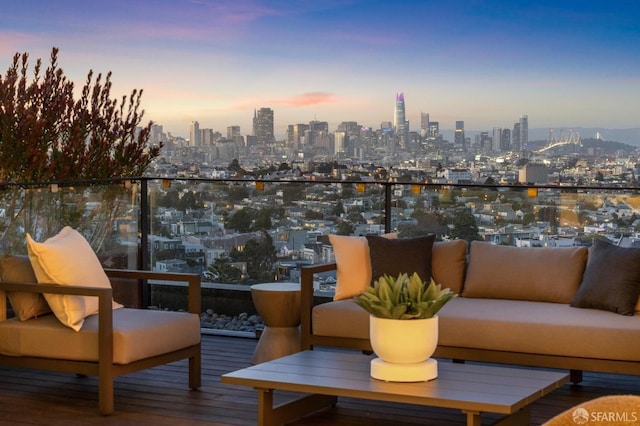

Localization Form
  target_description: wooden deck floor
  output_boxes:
[0,333,638,425]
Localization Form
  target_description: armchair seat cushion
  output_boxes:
[0,308,200,364]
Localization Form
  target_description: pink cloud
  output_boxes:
[230,92,339,111]
[280,92,337,107]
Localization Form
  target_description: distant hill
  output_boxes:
[528,128,640,146]
[526,138,637,155]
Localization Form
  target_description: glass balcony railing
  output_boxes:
[2,177,639,334]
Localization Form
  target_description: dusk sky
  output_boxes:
[2,1,639,139]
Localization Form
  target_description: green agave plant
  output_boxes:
[354,272,457,319]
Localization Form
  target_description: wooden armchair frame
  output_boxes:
[0,269,202,415]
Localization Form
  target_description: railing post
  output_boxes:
[139,178,151,307]
[384,183,392,234]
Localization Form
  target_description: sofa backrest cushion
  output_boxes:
[432,239,468,294]
[0,254,51,321]
[462,241,588,303]
[366,234,436,284]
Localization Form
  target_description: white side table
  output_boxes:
[250,282,301,364]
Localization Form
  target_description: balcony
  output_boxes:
[1,177,639,424]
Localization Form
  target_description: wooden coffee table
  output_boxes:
[222,350,568,426]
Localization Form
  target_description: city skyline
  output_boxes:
[1,1,639,138]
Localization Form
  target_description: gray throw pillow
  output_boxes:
[571,239,640,315]
[366,234,435,284]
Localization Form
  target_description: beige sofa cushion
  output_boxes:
[432,240,468,294]
[0,255,51,321]
[312,297,640,362]
[462,242,588,303]
[313,299,370,340]
[438,297,640,362]
[0,308,200,364]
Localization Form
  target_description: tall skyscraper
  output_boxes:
[427,122,439,139]
[190,121,200,147]
[394,93,408,148]
[292,124,309,149]
[501,128,511,151]
[421,113,430,137]
[454,121,465,151]
[253,108,275,144]
[334,131,347,156]
[492,128,502,152]
[512,122,521,152]
[519,115,529,150]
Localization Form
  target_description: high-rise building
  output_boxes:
[479,131,491,151]
[292,124,309,149]
[253,108,275,144]
[427,122,439,140]
[200,128,214,146]
[512,122,521,152]
[227,126,241,141]
[501,128,511,151]
[421,113,430,137]
[150,124,166,146]
[519,115,529,150]
[334,131,347,156]
[286,125,295,147]
[394,93,408,148]
[492,128,502,152]
[190,121,200,147]
[246,135,257,148]
[454,121,465,151]
[309,120,329,133]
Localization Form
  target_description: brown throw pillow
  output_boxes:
[366,234,436,283]
[0,254,51,321]
[571,239,640,315]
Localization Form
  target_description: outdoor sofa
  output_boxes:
[301,236,640,383]
[0,227,202,414]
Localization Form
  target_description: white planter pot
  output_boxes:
[369,315,438,382]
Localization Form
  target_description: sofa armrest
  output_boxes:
[0,288,5,321]
[104,269,201,315]
[300,262,337,350]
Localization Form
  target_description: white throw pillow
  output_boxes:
[26,226,122,331]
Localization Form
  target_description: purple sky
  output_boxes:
[2,0,639,138]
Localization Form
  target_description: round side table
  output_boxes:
[250,282,301,364]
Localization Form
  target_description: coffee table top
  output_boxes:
[222,350,569,415]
